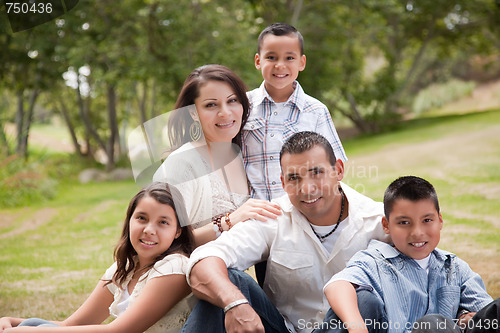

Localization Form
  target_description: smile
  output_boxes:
[410,242,427,248]
[274,74,288,78]
[215,120,235,128]
[140,239,157,246]
[303,197,320,204]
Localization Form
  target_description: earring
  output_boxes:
[190,120,202,141]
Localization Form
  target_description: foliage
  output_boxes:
[1,0,500,163]
[412,79,476,115]
[0,154,58,207]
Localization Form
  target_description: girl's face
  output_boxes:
[129,196,181,268]
[193,80,244,144]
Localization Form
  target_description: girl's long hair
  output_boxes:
[167,64,250,150]
[109,182,194,288]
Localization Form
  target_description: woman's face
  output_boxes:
[193,80,243,144]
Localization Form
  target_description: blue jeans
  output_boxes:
[413,298,500,333]
[181,269,289,333]
[18,318,60,327]
[313,289,388,333]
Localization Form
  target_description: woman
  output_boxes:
[153,65,281,246]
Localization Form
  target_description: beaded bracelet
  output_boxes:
[224,212,232,230]
[212,214,224,236]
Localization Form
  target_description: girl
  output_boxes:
[153,64,282,246]
[0,182,196,333]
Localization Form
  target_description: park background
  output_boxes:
[1,0,499,321]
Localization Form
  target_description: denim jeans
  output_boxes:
[413,298,500,333]
[18,318,60,327]
[313,289,388,333]
[181,269,289,333]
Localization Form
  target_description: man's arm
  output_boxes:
[189,257,264,333]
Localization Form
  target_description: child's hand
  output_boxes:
[229,199,282,224]
[458,311,476,330]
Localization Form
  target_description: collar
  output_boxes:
[370,239,455,263]
[252,80,307,111]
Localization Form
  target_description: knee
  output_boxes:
[227,269,256,286]
[413,314,454,333]
[18,318,56,327]
[357,289,384,315]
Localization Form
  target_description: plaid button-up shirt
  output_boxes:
[242,81,347,200]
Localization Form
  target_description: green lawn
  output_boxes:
[0,109,499,321]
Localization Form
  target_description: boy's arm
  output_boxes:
[324,281,368,333]
[315,105,347,161]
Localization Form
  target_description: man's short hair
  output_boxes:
[280,131,336,167]
[257,22,304,55]
[384,176,440,218]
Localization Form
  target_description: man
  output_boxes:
[182,131,388,333]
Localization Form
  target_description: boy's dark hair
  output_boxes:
[257,22,304,55]
[110,182,195,288]
[384,176,440,218]
[280,131,336,167]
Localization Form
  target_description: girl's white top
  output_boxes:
[103,253,196,333]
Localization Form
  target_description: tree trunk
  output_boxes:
[16,89,39,159]
[15,90,24,154]
[135,81,148,125]
[58,97,83,156]
[76,85,107,155]
[106,84,118,171]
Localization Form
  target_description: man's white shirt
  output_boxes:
[187,182,389,333]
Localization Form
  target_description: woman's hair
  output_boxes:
[109,182,195,288]
[167,64,250,149]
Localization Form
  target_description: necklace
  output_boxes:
[311,186,345,243]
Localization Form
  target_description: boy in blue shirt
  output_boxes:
[242,22,347,201]
[322,176,499,333]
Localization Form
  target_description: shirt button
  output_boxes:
[273,112,277,116]
[272,181,276,185]
[251,125,255,129]
[270,133,274,137]
[270,156,274,160]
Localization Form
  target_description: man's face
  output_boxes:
[280,145,344,226]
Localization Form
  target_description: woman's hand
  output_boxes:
[0,317,23,331]
[228,199,282,226]
[0,317,13,331]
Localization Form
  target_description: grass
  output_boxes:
[341,108,500,298]
[0,180,139,319]
[0,108,499,321]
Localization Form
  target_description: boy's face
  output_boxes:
[382,199,443,260]
[280,145,344,227]
[255,34,306,101]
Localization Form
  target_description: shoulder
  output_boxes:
[103,261,118,280]
[294,81,328,112]
[150,253,189,278]
[341,182,383,217]
[153,143,207,182]
[247,83,266,106]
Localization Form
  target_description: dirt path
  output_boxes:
[0,208,58,239]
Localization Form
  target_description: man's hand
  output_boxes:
[458,311,476,330]
[224,303,265,333]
